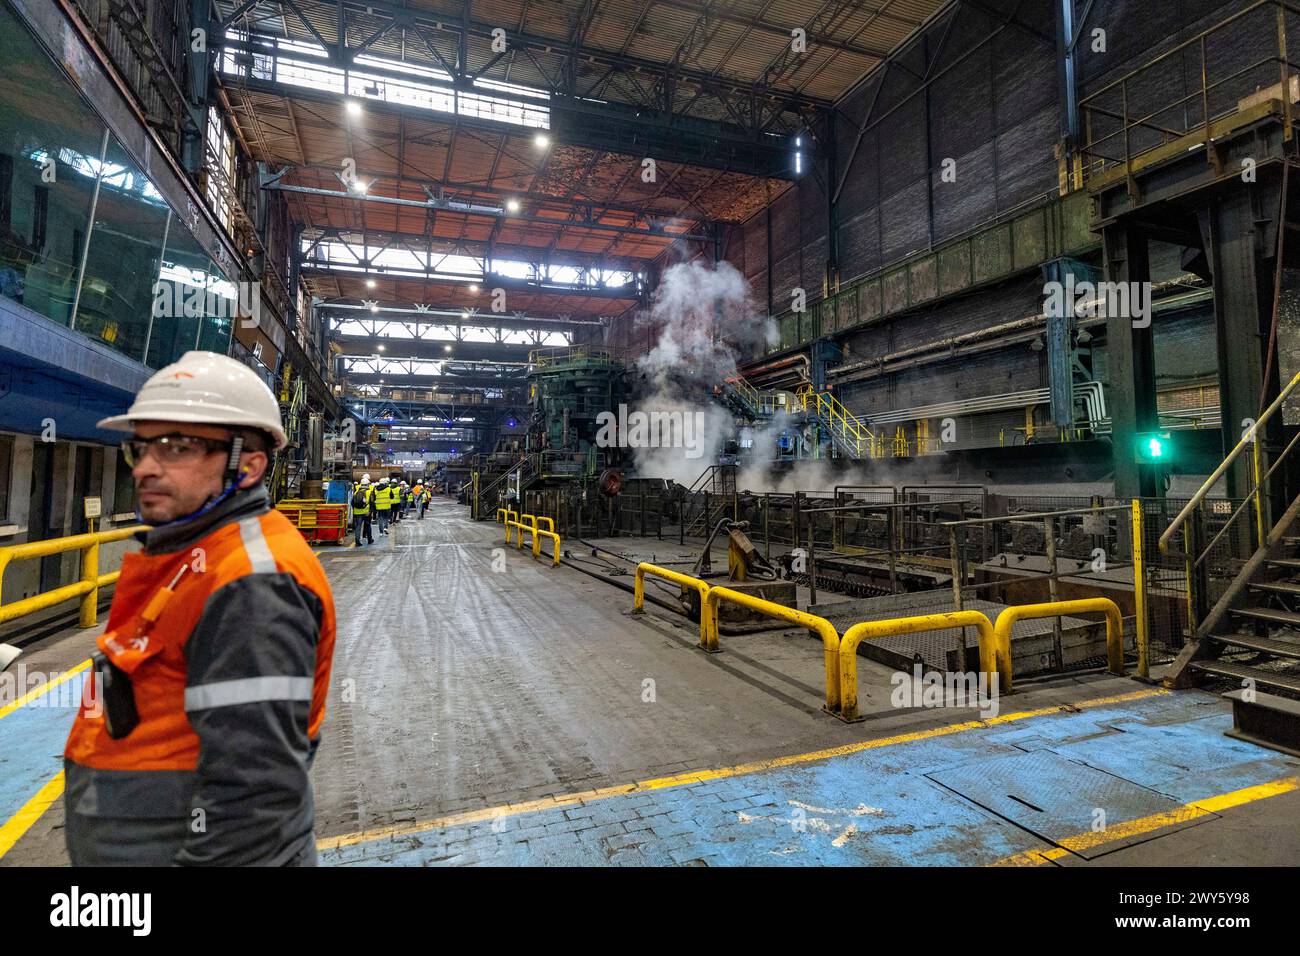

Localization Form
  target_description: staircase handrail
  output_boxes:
[1161,367,1300,552]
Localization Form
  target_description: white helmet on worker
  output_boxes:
[97,351,288,450]
[361,473,371,483]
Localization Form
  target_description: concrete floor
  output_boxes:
[3,496,1299,866]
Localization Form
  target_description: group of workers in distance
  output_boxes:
[348,474,431,546]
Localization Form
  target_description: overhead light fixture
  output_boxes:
[505,198,521,214]
[351,179,369,194]
[534,133,549,149]
[370,304,379,313]
[444,345,452,352]
[366,279,375,288]
[346,100,362,116]
[469,283,479,292]
[378,345,385,351]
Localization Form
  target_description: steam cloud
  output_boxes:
[629,260,774,486]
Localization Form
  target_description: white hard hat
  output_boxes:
[98,351,288,450]
[362,473,371,482]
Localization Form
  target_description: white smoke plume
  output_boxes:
[627,260,775,485]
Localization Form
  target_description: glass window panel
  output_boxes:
[0,3,109,328]
[74,136,171,358]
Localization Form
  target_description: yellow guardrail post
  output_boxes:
[1131,499,1149,680]
[0,525,146,627]
[534,529,561,567]
[703,585,842,714]
[993,598,1125,684]
[837,611,999,722]
[632,563,712,648]
[80,533,100,628]
[535,516,555,534]
[508,519,534,551]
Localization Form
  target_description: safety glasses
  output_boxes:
[121,433,231,467]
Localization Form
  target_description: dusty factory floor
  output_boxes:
[3,497,1299,866]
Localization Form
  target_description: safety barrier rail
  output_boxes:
[0,525,147,627]
[632,563,712,648]
[837,611,1000,722]
[505,514,561,567]
[702,586,843,714]
[992,598,1125,685]
[502,509,520,542]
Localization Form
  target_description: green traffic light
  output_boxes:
[1135,431,1172,463]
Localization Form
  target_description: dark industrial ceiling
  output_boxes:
[209,0,949,382]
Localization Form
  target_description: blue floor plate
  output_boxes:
[925,749,1212,859]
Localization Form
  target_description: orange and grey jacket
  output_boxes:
[63,485,336,866]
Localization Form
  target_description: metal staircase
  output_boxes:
[721,375,781,420]
[1162,370,1300,754]
[796,384,877,459]
[683,464,736,536]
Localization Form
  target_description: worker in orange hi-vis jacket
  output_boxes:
[64,351,336,866]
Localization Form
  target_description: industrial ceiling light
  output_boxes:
[370,304,379,313]
[469,283,479,292]
[378,345,385,351]
[366,279,375,288]
[346,100,362,116]
[505,198,521,214]
[444,344,453,352]
[534,133,549,149]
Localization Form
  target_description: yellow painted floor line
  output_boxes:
[317,686,1168,851]
[0,771,64,861]
[990,775,1300,866]
[0,658,91,721]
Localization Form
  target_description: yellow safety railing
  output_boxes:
[702,586,843,714]
[632,563,712,648]
[838,611,1000,722]
[505,517,561,567]
[495,508,509,523]
[992,598,1125,686]
[0,525,147,627]
[533,529,561,567]
[502,509,520,543]
[797,384,877,459]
